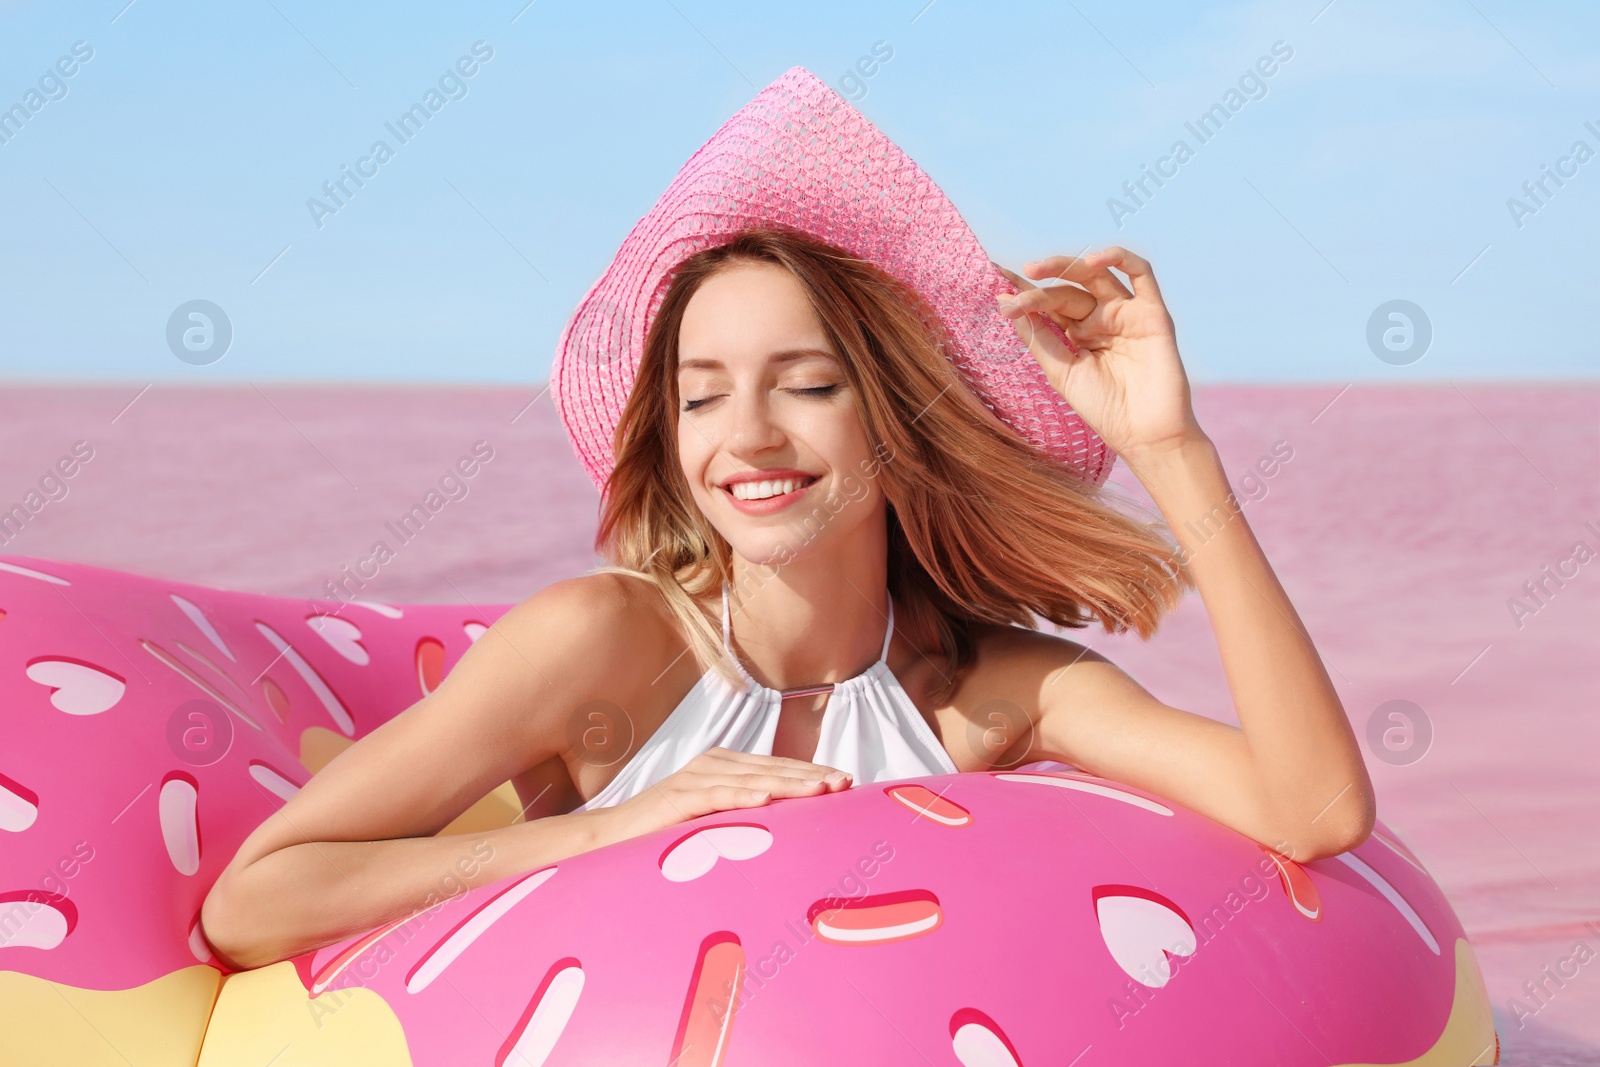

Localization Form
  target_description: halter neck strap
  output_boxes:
[720,579,894,695]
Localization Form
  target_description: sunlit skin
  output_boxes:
[659,250,1376,863]
[199,248,1377,973]
[675,262,898,694]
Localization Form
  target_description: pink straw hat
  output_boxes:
[550,65,1114,495]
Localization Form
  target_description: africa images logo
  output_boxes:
[1106,41,1294,228]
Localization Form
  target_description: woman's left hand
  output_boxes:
[994,247,1202,462]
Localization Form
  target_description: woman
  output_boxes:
[200,71,1374,974]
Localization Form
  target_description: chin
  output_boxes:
[725,533,804,571]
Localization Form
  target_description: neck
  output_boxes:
[725,526,891,691]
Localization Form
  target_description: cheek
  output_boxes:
[677,419,708,473]
[677,420,722,509]
[800,404,872,467]
[839,473,871,504]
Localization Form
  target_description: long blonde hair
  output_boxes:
[587,226,1192,702]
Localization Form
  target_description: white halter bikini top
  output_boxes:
[570,581,959,813]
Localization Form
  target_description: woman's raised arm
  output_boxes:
[994,248,1375,860]
[1003,434,1375,861]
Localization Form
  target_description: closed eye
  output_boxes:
[790,384,842,399]
[681,383,842,413]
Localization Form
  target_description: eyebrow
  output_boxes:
[677,348,838,372]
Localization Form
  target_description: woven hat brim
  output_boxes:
[550,65,1114,495]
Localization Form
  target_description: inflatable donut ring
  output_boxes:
[0,555,1500,1065]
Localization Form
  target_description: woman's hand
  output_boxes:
[993,253,1376,860]
[593,748,852,846]
[993,248,1203,464]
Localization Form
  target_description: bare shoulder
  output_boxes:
[934,620,1156,770]
[467,571,696,813]
[423,570,680,737]
[963,620,1116,698]
[954,621,1155,726]
[453,570,694,753]
[206,571,691,893]
[485,570,686,692]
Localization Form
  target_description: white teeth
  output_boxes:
[730,477,811,501]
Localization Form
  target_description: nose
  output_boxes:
[724,385,786,457]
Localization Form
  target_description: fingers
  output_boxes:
[1079,246,1162,302]
[994,296,1081,379]
[994,261,1097,323]
[702,747,851,782]
[687,750,852,801]
[617,749,857,836]
[991,263,1037,292]
[1024,247,1161,304]
[660,783,774,824]
[708,784,773,809]
[723,771,840,796]
[672,769,843,821]
[1023,253,1132,304]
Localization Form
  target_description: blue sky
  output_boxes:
[0,0,1595,383]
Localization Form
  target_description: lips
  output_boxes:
[719,467,817,489]
[719,474,819,515]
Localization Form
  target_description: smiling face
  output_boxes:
[675,260,885,570]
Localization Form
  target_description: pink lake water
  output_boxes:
[3,382,1597,1062]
